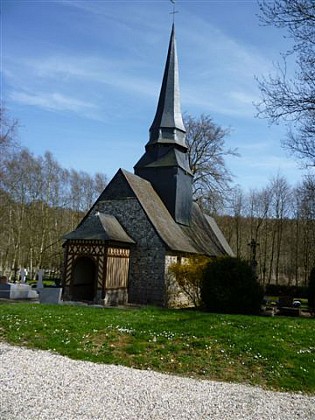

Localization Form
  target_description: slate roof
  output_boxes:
[120,169,233,257]
[181,204,234,256]
[135,148,192,174]
[63,22,233,258]
[121,169,197,254]
[63,212,135,244]
[147,24,187,150]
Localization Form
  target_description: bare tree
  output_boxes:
[94,172,108,197]
[228,187,246,257]
[296,176,315,283]
[256,0,315,166]
[0,107,19,179]
[0,107,18,150]
[269,175,292,284]
[184,114,238,210]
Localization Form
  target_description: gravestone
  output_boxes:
[38,288,62,304]
[37,269,44,289]
[20,268,26,284]
[0,277,10,298]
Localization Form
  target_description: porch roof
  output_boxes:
[63,212,135,245]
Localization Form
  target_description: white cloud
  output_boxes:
[182,86,258,118]
[10,90,98,116]
[5,54,158,102]
[4,2,275,122]
[229,91,257,107]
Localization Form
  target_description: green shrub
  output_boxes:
[307,267,315,313]
[168,256,210,307]
[201,257,264,315]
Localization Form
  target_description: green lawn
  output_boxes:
[0,303,314,393]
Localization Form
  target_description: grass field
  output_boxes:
[0,303,314,393]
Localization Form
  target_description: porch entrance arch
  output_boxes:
[72,256,96,301]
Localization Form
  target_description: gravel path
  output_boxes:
[0,342,314,420]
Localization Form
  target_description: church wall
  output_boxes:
[93,198,167,305]
[164,255,194,308]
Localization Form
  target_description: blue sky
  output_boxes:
[2,0,308,191]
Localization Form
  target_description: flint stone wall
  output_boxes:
[94,198,166,306]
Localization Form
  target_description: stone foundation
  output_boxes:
[104,289,128,306]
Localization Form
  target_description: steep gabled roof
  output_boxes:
[204,214,234,255]
[63,212,135,244]
[118,169,232,257]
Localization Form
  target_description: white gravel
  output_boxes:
[0,342,314,420]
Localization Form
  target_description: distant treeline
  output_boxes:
[0,148,107,280]
[217,175,315,287]
[1,147,314,288]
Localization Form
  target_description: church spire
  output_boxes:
[147,23,187,150]
[134,23,193,226]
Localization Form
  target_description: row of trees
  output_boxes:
[218,174,315,286]
[1,102,314,286]
[0,124,107,279]
[0,99,239,280]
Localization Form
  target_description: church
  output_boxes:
[62,24,233,307]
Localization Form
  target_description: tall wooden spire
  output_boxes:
[148,24,187,150]
[134,24,193,226]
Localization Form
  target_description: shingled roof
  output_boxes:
[63,212,135,244]
[121,169,197,254]
[105,169,233,257]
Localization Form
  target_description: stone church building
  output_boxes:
[62,24,233,306]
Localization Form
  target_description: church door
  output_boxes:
[72,256,96,301]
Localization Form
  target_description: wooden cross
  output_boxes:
[248,238,259,263]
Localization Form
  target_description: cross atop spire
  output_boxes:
[170,0,179,24]
[147,23,187,151]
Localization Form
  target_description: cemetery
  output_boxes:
[0,270,61,304]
